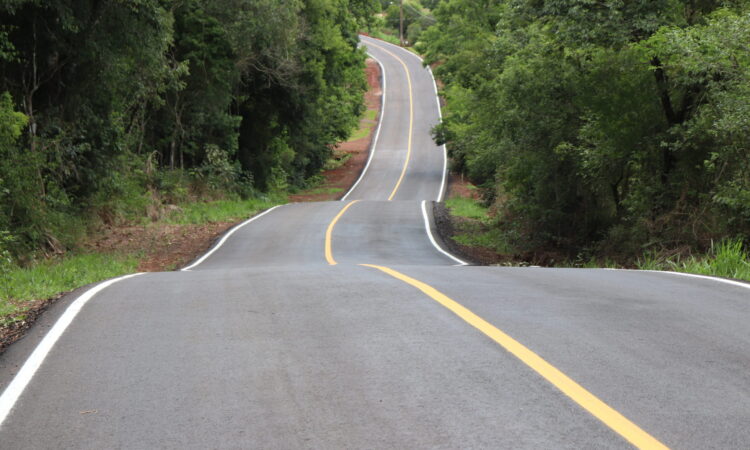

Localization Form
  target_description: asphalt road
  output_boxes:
[0,36,748,449]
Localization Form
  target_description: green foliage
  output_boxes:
[445,196,489,221]
[637,239,750,281]
[233,0,367,189]
[385,4,404,30]
[381,1,436,45]
[424,0,750,258]
[300,186,344,196]
[191,145,248,195]
[0,231,15,297]
[349,126,372,142]
[446,195,515,253]
[0,0,367,259]
[0,253,138,320]
[348,0,381,28]
[452,228,513,254]
[166,196,283,225]
[407,22,423,43]
[369,29,402,45]
[348,108,378,141]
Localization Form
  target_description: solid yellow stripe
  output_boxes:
[325,200,360,265]
[368,43,413,201]
[360,264,669,450]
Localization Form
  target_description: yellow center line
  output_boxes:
[367,42,413,201]
[360,263,669,450]
[325,200,360,265]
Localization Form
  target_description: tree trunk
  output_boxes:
[651,56,677,184]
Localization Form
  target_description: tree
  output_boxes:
[0,0,369,254]
[422,0,750,258]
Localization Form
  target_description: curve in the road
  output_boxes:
[2,35,750,450]
[371,44,415,201]
[341,54,387,202]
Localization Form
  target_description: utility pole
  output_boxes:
[399,0,404,46]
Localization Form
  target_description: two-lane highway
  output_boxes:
[1,36,749,449]
[344,37,447,202]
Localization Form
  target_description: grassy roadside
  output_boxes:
[635,240,750,281]
[368,29,400,46]
[445,197,509,254]
[442,196,515,262]
[165,196,282,225]
[444,186,750,282]
[366,30,423,57]
[0,254,138,322]
[349,109,377,141]
[0,195,282,331]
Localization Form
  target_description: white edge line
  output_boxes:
[181,205,282,271]
[341,50,387,201]
[421,200,468,266]
[361,36,448,203]
[0,272,144,428]
[642,269,750,290]
[427,65,448,202]
[602,267,750,291]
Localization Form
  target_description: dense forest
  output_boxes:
[421,0,750,261]
[0,0,377,260]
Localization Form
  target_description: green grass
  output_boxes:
[349,108,378,141]
[560,256,622,269]
[301,186,343,196]
[636,239,750,281]
[445,196,514,253]
[349,125,372,141]
[324,152,352,171]
[363,108,377,121]
[370,30,401,46]
[446,197,489,221]
[452,228,513,253]
[0,194,287,326]
[0,253,138,321]
[368,30,423,56]
[167,196,284,225]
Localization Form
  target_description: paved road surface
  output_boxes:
[1,36,749,449]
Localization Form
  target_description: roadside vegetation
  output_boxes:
[164,196,283,226]
[637,239,750,281]
[0,253,138,322]
[0,0,382,331]
[348,109,379,141]
[421,0,750,275]
[0,194,281,328]
[445,184,750,281]
[369,0,437,46]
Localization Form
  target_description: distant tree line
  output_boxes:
[422,0,750,259]
[380,0,436,44]
[0,0,376,257]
